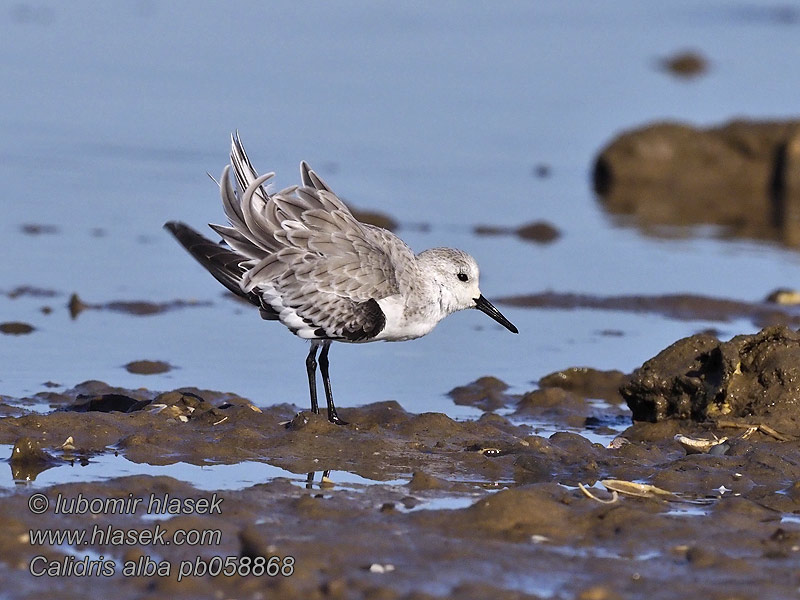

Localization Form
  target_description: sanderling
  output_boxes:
[165,134,518,424]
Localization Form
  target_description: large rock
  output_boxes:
[621,326,800,436]
[594,120,800,245]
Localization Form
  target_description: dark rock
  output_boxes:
[496,291,800,330]
[9,437,59,480]
[69,293,209,319]
[0,322,34,335]
[5,286,58,299]
[10,437,56,467]
[621,326,800,436]
[594,120,800,246]
[20,223,59,235]
[474,220,561,244]
[455,485,572,540]
[516,221,560,243]
[124,360,172,375]
[658,50,709,78]
[514,388,588,426]
[532,163,551,178]
[407,471,446,491]
[539,367,628,404]
[448,376,514,411]
[68,394,152,413]
[238,525,269,559]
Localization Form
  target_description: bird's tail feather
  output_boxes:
[164,221,262,307]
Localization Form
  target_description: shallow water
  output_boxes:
[4,1,800,417]
[0,443,300,490]
[4,2,799,507]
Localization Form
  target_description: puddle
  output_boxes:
[513,417,630,447]
[403,496,482,512]
[0,444,301,491]
[780,513,800,525]
[53,543,106,563]
[2,442,420,496]
[545,543,661,562]
[1,396,60,415]
[664,503,714,517]
[495,389,633,447]
[294,470,409,491]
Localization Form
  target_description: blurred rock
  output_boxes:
[594,120,800,246]
[349,207,398,231]
[474,220,561,244]
[658,50,708,79]
[125,360,172,375]
[0,322,34,335]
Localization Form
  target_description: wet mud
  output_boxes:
[474,221,561,244]
[0,322,35,335]
[19,224,59,235]
[4,286,210,319]
[1,336,799,599]
[3,286,59,299]
[498,290,800,329]
[531,163,551,178]
[68,293,211,319]
[594,119,800,245]
[657,50,709,79]
[124,360,173,375]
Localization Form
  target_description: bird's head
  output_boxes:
[417,248,518,334]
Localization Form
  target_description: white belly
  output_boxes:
[373,295,440,341]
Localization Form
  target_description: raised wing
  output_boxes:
[208,134,419,340]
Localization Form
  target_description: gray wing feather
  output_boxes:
[301,160,333,192]
[270,273,386,341]
[208,223,268,260]
[209,135,419,336]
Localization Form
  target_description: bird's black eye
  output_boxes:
[457,273,469,282]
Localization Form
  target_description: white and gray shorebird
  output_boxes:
[165,134,518,424]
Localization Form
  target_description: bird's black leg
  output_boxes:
[319,341,348,425]
[306,343,320,414]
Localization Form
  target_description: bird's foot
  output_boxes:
[327,411,348,426]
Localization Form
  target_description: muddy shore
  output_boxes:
[2,328,799,599]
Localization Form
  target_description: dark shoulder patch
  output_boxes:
[343,298,386,341]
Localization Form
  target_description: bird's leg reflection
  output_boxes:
[305,470,333,489]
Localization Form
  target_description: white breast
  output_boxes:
[373,295,441,342]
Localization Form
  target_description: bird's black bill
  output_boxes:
[474,295,518,334]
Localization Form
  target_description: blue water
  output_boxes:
[2,0,800,414]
